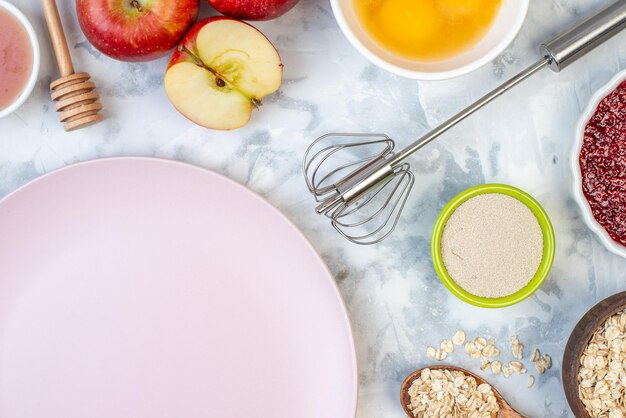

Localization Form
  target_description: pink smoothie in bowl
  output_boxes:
[0,1,39,117]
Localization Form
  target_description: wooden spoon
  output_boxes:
[41,0,103,131]
[400,365,525,417]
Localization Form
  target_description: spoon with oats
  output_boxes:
[400,365,525,417]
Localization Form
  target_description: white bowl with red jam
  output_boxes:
[0,0,40,119]
[572,70,626,258]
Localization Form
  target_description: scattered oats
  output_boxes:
[452,330,466,346]
[406,368,500,417]
[542,353,552,370]
[469,348,482,359]
[578,310,626,417]
[426,346,436,358]
[464,340,481,358]
[490,360,502,375]
[483,344,500,358]
[529,347,552,376]
[511,335,524,360]
[475,337,487,350]
[530,348,541,362]
[440,339,454,354]
[535,362,545,375]
[509,361,525,374]
[423,332,554,393]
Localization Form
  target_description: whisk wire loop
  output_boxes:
[303,133,394,202]
[331,165,414,245]
[303,133,415,245]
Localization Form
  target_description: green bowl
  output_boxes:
[431,184,555,308]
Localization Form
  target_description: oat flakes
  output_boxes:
[490,360,502,375]
[452,330,466,346]
[530,348,541,362]
[426,346,436,358]
[440,339,454,354]
[406,368,500,417]
[577,310,626,417]
[511,335,524,360]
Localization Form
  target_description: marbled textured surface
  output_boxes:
[2,0,626,416]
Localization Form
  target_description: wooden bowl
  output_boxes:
[562,291,626,417]
[400,365,524,417]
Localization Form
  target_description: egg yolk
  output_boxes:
[354,0,502,61]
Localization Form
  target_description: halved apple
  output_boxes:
[164,17,283,130]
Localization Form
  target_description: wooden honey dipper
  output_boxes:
[42,0,103,131]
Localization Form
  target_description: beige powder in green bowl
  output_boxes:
[440,193,544,298]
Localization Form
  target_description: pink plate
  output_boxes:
[0,158,357,418]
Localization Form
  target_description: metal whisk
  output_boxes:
[304,0,626,245]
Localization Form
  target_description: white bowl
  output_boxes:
[571,69,626,258]
[331,0,529,80]
[0,0,40,119]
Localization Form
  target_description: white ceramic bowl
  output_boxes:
[331,0,529,80]
[0,0,40,119]
[571,69,626,258]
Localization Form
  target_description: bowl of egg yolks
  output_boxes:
[332,0,529,80]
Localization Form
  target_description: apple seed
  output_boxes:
[130,0,143,12]
[177,45,228,88]
[177,44,262,108]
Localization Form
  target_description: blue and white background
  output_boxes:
[2,0,626,416]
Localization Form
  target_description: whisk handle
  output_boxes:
[542,0,626,72]
[386,1,626,169]
[388,59,548,168]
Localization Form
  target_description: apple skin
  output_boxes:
[207,0,300,21]
[166,16,219,70]
[77,0,200,62]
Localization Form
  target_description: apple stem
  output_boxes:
[176,44,264,109]
[131,0,143,12]
[177,45,228,88]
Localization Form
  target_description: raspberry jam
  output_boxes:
[580,80,626,246]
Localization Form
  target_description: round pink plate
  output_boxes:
[0,158,357,418]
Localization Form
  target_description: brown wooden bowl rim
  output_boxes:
[562,291,626,418]
[399,364,507,417]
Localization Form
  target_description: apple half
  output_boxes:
[164,17,283,130]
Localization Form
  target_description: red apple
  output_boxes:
[207,0,300,21]
[76,0,200,62]
[164,17,283,130]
